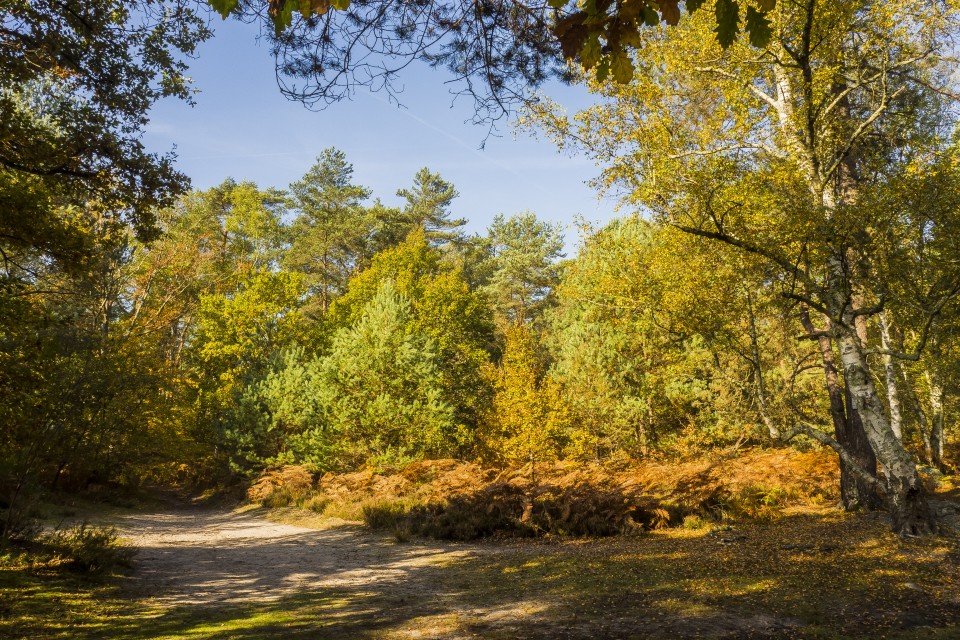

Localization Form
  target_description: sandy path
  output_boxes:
[107,509,827,638]
[118,509,481,607]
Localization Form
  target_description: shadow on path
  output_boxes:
[106,508,960,639]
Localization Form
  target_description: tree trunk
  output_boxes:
[925,370,946,471]
[842,385,883,510]
[799,306,879,510]
[834,327,934,535]
[878,313,904,440]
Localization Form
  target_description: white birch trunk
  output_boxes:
[879,313,904,440]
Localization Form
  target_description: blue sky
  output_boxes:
[142,16,619,253]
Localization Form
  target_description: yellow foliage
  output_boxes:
[480,323,566,464]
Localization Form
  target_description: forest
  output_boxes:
[2,0,960,638]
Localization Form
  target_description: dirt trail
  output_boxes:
[119,509,480,607]
[114,508,562,638]
[105,507,958,639]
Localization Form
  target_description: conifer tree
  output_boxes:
[483,212,565,325]
[396,168,466,246]
[318,281,455,466]
[285,148,373,315]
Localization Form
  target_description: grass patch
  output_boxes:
[0,545,146,639]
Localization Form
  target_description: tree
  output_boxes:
[330,230,495,441]
[127,180,291,369]
[335,231,494,418]
[208,0,776,124]
[2,4,213,507]
[1,211,187,538]
[124,181,301,476]
[483,212,565,325]
[549,217,815,459]
[285,148,374,316]
[482,322,565,466]
[1,0,211,263]
[228,346,327,471]
[316,281,456,467]
[535,0,960,534]
[396,168,466,246]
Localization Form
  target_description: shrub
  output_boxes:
[392,524,412,543]
[294,450,836,540]
[365,479,683,541]
[47,523,135,575]
[361,500,409,530]
[0,483,43,543]
[303,495,330,513]
[703,483,794,521]
[248,466,314,506]
[1,508,41,543]
[682,514,710,530]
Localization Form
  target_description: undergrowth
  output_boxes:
[46,522,135,574]
[1,522,135,576]
[250,448,842,540]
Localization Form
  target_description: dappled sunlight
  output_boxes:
[123,510,477,607]
[6,2,960,639]
[4,505,960,638]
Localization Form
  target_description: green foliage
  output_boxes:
[534,0,960,531]
[226,348,325,471]
[225,0,773,91]
[331,231,495,440]
[285,148,378,316]
[0,210,192,533]
[395,167,466,246]
[482,212,564,325]
[234,272,478,473]
[555,0,775,85]
[127,180,308,476]
[46,523,134,575]
[2,1,211,261]
[482,322,566,464]
[316,281,457,467]
[190,268,308,472]
[547,219,724,459]
[193,271,306,398]
[8,0,960,529]
[209,0,240,18]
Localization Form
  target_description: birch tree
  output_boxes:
[532,0,960,534]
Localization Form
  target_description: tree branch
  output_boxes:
[781,423,882,491]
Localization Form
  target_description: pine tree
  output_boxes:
[396,167,466,246]
[285,148,373,316]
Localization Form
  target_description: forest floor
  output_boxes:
[3,501,960,639]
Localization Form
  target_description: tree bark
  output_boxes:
[799,306,880,510]
[836,330,933,534]
[841,385,884,510]
[878,313,904,440]
[827,254,933,535]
